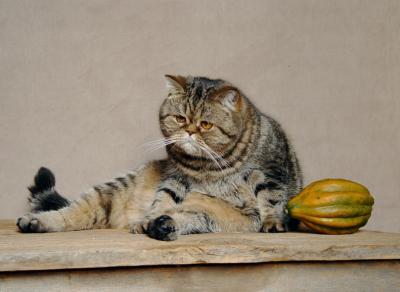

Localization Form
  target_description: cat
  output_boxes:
[17,75,303,241]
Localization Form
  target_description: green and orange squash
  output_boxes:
[287,179,374,234]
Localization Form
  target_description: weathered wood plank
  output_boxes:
[1,261,399,292]
[0,220,399,272]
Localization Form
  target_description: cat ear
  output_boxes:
[214,86,242,112]
[164,75,186,94]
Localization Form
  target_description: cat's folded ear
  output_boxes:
[212,86,243,112]
[165,75,186,95]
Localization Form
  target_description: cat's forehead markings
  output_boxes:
[187,96,194,114]
[185,103,193,119]
[191,97,208,119]
[178,102,186,115]
[194,106,206,121]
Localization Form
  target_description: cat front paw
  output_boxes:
[260,218,288,233]
[17,214,47,233]
[147,215,178,241]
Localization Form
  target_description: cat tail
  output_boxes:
[28,167,70,212]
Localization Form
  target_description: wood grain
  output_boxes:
[1,261,399,292]
[0,220,399,272]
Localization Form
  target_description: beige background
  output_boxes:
[0,0,399,232]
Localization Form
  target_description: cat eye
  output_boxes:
[175,115,186,123]
[200,121,213,130]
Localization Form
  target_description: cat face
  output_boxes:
[159,75,246,158]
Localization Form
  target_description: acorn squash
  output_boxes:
[287,179,374,234]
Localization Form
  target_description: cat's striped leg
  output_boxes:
[251,169,293,233]
[17,186,116,232]
[254,180,289,232]
[17,174,135,233]
[256,188,290,232]
[146,192,260,241]
[256,187,301,232]
[17,161,163,233]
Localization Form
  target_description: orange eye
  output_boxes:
[175,115,186,123]
[200,121,213,130]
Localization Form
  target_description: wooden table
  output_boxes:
[0,220,399,291]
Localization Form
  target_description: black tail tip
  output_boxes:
[28,167,56,194]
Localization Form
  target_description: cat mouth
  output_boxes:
[177,138,201,155]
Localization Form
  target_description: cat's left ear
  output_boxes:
[214,86,242,112]
[165,75,186,95]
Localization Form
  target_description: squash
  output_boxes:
[287,179,374,234]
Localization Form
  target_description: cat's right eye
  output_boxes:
[175,115,186,123]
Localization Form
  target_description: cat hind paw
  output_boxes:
[16,214,47,233]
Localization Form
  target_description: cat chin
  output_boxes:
[177,142,202,156]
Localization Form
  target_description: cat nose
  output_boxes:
[186,124,197,135]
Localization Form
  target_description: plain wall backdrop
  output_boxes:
[0,0,399,232]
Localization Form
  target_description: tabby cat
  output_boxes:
[17,75,303,241]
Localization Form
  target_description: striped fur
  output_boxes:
[17,75,303,240]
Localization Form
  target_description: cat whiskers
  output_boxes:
[203,144,230,168]
[196,144,223,170]
[195,141,230,170]
[143,137,231,171]
[142,137,176,153]
[143,137,186,153]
